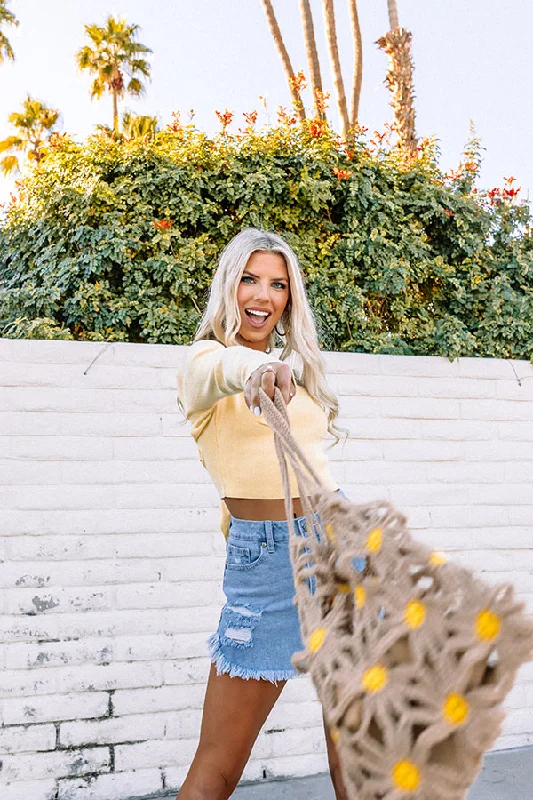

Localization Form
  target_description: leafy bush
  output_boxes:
[1,115,532,361]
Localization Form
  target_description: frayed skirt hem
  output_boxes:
[207,632,300,684]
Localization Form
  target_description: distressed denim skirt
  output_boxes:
[207,514,309,683]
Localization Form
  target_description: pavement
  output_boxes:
[144,746,533,799]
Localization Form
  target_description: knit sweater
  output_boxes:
[176,339,339,537]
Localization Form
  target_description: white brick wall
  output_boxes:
[1,338,532,799]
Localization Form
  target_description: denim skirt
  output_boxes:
[207,491,346,684]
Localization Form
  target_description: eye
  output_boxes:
[273,282,287,290]
[241,275,254,283]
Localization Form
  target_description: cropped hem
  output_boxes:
[207,632,300,684]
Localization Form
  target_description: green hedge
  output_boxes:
[1,117,532,361]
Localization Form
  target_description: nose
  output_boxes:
[253,280,270,301]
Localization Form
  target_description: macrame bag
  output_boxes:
[259,387,533,800]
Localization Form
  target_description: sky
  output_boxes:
[1,0,532,206]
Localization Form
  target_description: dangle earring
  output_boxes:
[275,322,286,337]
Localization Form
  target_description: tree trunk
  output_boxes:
[299,0,325,120]
[31,139,43,163]
[348,0,363,128]
[112,91,119,135]
[377,28,417,155]
[109,68,124,134]
[387,0,400,30]
[260,0,306,121]
[321,0,349,137]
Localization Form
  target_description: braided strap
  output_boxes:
[258,387,533,800]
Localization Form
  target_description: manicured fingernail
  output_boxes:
[253,406,261,416]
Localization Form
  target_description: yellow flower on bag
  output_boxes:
[443,693,470,726]
[366,527,382,551]
[392,760,420,791]
[404,600,426,629]
[308,627,326,653]
[362,665,387,693]
[476,610,501,641]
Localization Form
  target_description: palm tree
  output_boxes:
[76,15,152,135]
[259,0,363,128]
[348,0,363,127]
[261,0,305,122]
[299,0,325,120]
[122,112,158,139]
[0,95,60,175]
[321,0,349,137]
[387,0,400,30]
[377,0,417,155]
[259,0,306,122]
[0,0,19,64]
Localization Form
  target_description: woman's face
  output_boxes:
[236,251,290,351]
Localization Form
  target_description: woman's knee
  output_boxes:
[198,746,243,795]
[178,741,245,799]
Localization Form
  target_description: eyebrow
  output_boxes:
[243,270,288,282]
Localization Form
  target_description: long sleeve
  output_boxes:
[176,339,280,420]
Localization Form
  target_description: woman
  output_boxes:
[176,228,348,799]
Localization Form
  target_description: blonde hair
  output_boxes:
[195,228,345,444]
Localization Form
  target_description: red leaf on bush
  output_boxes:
[216,109,234,127]
[243,110,258,126]
[332,167,352,180]
[309,120,326,139]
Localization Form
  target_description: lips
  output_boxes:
[244,308,271,328]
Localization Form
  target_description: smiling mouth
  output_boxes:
[244,309,271,328]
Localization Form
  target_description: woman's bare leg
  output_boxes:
[323,711,349,800]
[177,663,287,799]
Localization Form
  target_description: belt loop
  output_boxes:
[265,520,275,553]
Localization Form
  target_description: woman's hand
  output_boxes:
[244,362,296,415]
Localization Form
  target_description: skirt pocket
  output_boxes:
[225,539,267,571]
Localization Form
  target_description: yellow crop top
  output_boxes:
[176,339,339,537]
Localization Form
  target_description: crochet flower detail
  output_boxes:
[362,664,388,693]
[392,760,420,792]
[476,609,501,641]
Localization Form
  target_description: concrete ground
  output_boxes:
[146,746,533,799]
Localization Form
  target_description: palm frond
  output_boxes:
[126,77,143,96]
[83,23,105,46]
[76,44,96,70]
[0,135,23,154]
[122,112,158,139]
[128,41,152,55]
[128,58,151,77]
[0,1,19,27]
[0,31,14,63]
[40,109,60,129]
[1,154,20,175]
[90,77,106,100]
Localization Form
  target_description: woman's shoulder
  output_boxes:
[188,337,225,354]
[181,338,225,367]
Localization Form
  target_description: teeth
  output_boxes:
[247,310,269,317]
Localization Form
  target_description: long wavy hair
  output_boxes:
[195,228,345,445]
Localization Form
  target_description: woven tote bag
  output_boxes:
[259,387,533,800]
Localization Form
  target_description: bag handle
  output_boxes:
[258,387,325,542]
